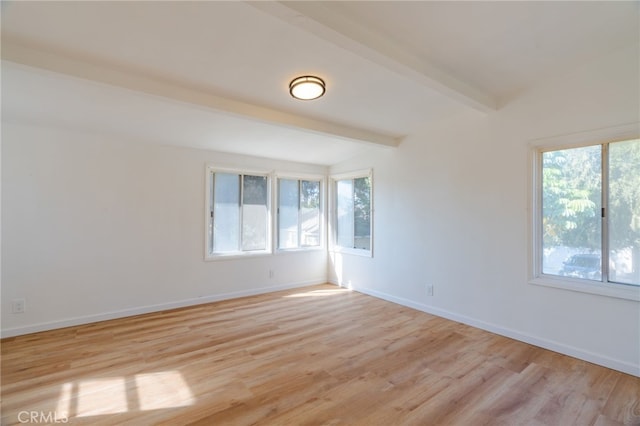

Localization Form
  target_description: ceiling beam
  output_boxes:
[249,1,497,113]
[1,37,401,148]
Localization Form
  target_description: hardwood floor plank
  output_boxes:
[2,284,638,425]
[602,374,640,425]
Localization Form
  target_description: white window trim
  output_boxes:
[274,172,326,253]
[329,169,374,257]
[204,165,273,261]
[528,123,640,301]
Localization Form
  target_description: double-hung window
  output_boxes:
[206,168,270,258]
[531,126,639,300]
[277,177,323,250]
[331,170,373,256]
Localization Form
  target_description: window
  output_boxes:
[206,168,270,257]
[331,170,372,255]
[277,177,322,250]
[531,128,640,300]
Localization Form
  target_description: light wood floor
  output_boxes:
[2,284,639,425]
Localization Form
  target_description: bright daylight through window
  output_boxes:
[207,170,269,257]
[334,173,372,254]
[278,178,322,249]
[538,138,639,289]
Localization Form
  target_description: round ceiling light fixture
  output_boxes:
[289,75,326,100]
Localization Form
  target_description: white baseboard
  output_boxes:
[1,279,325,338]
[329,280,639,377]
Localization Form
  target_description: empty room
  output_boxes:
[1,1,639,425]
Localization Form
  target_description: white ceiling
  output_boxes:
[299,1,639,103]
[2,1,638,165]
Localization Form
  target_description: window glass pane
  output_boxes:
[542,146,601,280]
[242,175,268,251]
[301,180,320,247]
[336,179,354,248]
[609,139,640,286]
[278,179,299,249]
[213,173,240,253]
[354,177,371,250]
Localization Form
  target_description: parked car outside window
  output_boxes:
[559,254,601,280]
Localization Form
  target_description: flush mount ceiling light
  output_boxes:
[289,75,325,100]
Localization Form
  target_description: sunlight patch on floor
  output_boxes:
[55,382,73,419]
[56,370,195,418]
[77,377,128,417]
[284,288,351,298]
[135,371,195,411]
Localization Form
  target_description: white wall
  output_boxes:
[329,44,640,376]
[1,123,328,336]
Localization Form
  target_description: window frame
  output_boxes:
[204,165,272,260]
[329,169,374,257]
[275,173,326,253]
[529,123,640,301]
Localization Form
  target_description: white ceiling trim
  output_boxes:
[248,1,497,113]
[2,37,401,149]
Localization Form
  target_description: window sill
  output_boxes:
[205,251,272,262]
[275,246,324,254]
[330,247,373,258]
[529,275,640,301]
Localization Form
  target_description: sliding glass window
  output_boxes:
[206,169,270,258]
[278,178,322,250]
[533,137,640,297]
[332,170,372,256]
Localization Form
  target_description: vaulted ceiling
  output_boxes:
[2,1,638,165]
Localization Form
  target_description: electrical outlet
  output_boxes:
[269,269,274,279]
[12,299,26,314]
[427,285,434,296]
